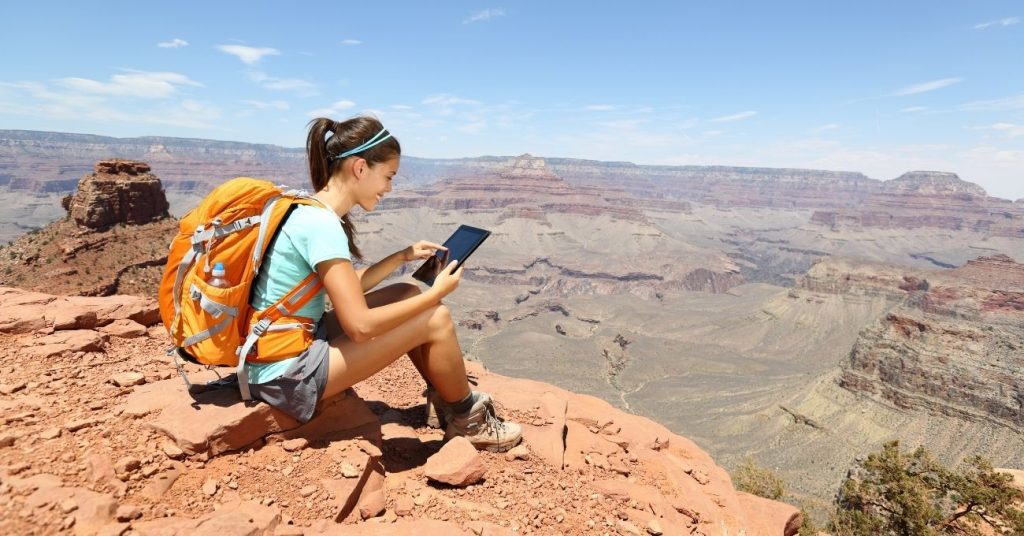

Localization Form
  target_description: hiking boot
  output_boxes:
[424,386,447,429]
[443,391,523,453]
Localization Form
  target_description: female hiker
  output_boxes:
[244,115,521,452]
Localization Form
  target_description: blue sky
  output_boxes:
[2,1,1023,199]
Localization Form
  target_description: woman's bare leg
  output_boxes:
[321,283,471,403]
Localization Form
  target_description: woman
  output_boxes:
[245,115,521,452]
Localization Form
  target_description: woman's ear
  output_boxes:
[352,157,367,179]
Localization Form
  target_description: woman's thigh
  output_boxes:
[320,302,439,399]
[322,282,421,340]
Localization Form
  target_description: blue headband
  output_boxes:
[329,128,392,161]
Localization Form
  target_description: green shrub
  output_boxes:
[830,441,1024,535]
[733,457,787,501]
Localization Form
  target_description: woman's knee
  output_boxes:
[425,303,455,333]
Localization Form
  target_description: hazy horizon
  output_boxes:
[2,1,1022,198]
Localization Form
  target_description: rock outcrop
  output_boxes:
[0,286,801,535]
[0,160,176,297]
[800,255,1024,428]
[61,159,170,230]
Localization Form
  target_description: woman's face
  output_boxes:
[357,155,399,212]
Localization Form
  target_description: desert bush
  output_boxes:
[733,457,787,500]
[830,440,1024,535]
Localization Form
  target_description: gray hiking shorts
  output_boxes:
[247,322,330,423]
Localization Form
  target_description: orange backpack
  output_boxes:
[159,177,324,400]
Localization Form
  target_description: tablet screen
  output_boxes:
[411,225,491,285]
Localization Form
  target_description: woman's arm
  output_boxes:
[356,250,405,292]
[320,257,462,342]
[356,241,447,292]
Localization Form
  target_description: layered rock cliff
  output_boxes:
[800,255,1024,428]
[0,287,801,535]
[380,155,653,223]
[810,171,1024,236]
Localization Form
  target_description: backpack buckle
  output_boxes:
[251,318,272,337]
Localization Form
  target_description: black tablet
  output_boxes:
[411,225,491,286]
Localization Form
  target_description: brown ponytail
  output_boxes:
[306,116,401,260]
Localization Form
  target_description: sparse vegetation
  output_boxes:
[733,457,787,500]
[829,441,1024,535]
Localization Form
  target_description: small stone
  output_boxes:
[424,436,487,487]
[647,519,663,535]
[66,419,99,433]
[109,372,145,388]
[394,497,414,516]
[202,479,218,496]
[161,443,184,460]
[299,485,317,498]
[280,438,308,452]
[282,466,294,476]
[227,481,238,490]
[115,504,142,522]
[0,433,15,448]
[504,444,530,462]
[114,456,141,475]
[340,463,360,478]
[383,509,398,523]
[59,499,78,513]
[40,427,62,440]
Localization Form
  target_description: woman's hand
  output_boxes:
[402,241,447,262]
[429,260,463,299]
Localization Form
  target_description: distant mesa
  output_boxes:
[883,171,988,197]
[61,159,170,231]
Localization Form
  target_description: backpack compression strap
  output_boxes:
[236,272,325,401]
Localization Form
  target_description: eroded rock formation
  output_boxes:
[800,255,1024,428]
[61,159,170,230]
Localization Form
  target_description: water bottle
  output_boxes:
[208,262,232,289]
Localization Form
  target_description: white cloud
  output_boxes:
[974,17,1020,30]
[900,106,929,113]
[55,71,202,99]
[585,104,616,111]
[422,94,480,116]
[959,93,1024,111]
[990,122,1024,137]
[217,45,280,65]
[457,121,487,134]
[241,99,290,111]
[247,71,318,97]
[263,78,317,95]
[341,39,362,45]
[307,100,356,117]
[709,110,756,122]
[464,8,505,24]
[890,77,962,96]
[157,38,189,49]
[813,123,840,132]
[390,104,414,110]
[702,130,723,137]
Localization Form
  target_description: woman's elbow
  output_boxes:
[342,323,373,343]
